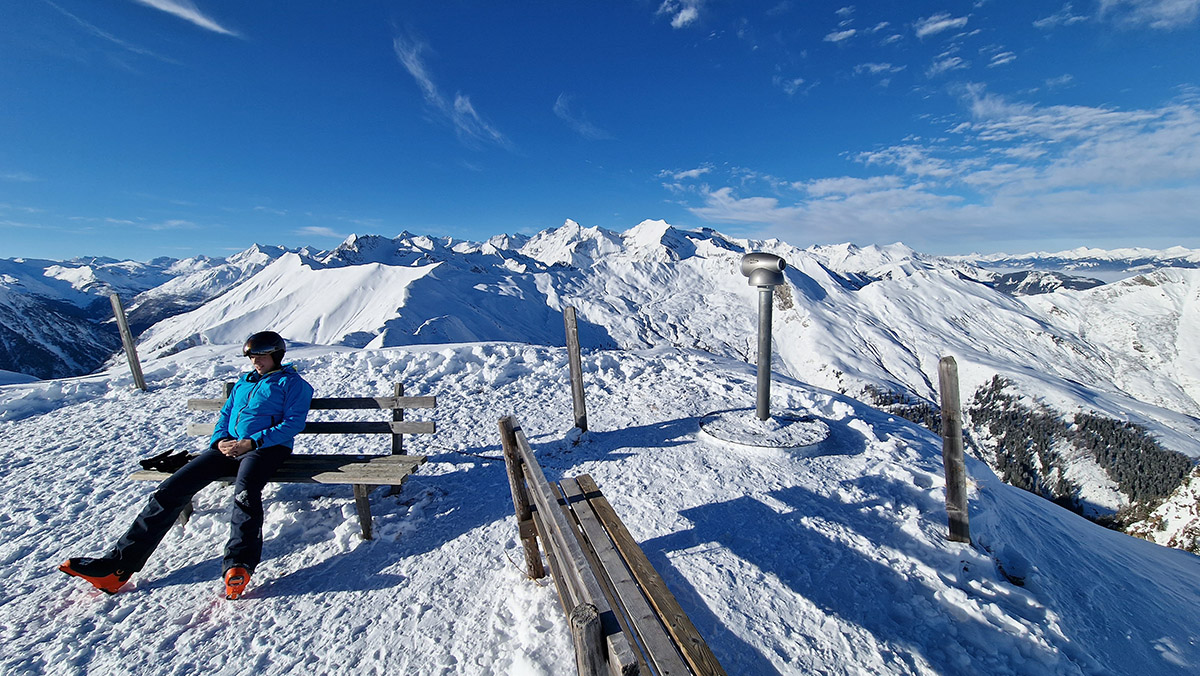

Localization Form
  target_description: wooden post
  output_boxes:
[569,603,605,676]
[938,356,971,544]
[353,484,374,540]
[109,293,147,391]
[564,306,588,432]
[392,383,405,455]
[498,416,546,579]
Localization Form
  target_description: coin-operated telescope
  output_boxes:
[741,253,787,420]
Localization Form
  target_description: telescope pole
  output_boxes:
[756,285,774,420]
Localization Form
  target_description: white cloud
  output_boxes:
[393,34,510,150]
[146,219,198,231]
[1098,0,1200,28]
[296,226,346,239]
[660,165,713,181]
[774,76,807,96]
[914,13,970,38]
[927,55,968,77]
[854,62,905,76]
[1,171,39,182]
[987,51,1016,67]
[1034,3,1091,29]
[658,0,702,28]
[800,175,904,196]
[129,0,238,37]
[675,91,1200,251]
[553,94,613,140]
[824,28,857,42]
[1045,74,1075,88]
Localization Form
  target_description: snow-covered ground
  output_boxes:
[3,343,1199,675]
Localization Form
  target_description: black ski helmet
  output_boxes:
[243,331,286,365]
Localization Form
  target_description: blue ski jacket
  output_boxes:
[209,364,314,451]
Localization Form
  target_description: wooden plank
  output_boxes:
[576,474,727,676]
[187,420,434,436]
[130,454,426,486]
[187,395,436,411]
[562,478,684,676]
[510,426,640,675]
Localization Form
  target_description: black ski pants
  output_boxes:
[110,445,292,575]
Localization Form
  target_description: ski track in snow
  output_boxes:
[2,343,1199,675]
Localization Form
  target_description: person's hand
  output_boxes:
[218,439,254,458]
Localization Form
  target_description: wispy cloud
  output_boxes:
[914,13,970,39]
[1034,3,1091,29]
[824,29,857,43]
[553,94,613,140]
[296,226,347,240]
[854,62,905,76]
[1,171,40,183]
[41,0,178,62]
[393,33,511,150]
[145,218,199,231]
[667,90,1200,251]
[927,55,969,78]
[129,0,239,37]
[773,76,808,96]
[1098,0,1200,29]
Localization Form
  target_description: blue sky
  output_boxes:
[3,1,1199,261]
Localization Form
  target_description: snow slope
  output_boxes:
[2,343,1199,675]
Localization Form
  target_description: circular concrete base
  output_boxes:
[698,408,831,449]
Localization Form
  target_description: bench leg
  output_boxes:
[178,500,194,526]
[352,484,373,540]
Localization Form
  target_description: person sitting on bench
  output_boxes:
[59,331,314,600]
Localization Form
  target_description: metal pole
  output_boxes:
[109,293,147,391]
[756,286,774,420]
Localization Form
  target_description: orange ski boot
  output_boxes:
[59,558,131,594]
[224,566,251,600]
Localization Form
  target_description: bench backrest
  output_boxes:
[188,382,435,455]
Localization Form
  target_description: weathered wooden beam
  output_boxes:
[498,416,546,579]
[186,395,436,411]
[564,306,588,432]
[186,420,434,436]
[352,484,373,540]
[130,454,426,486]
[570,603,606,676]
[938,356,971,544]
[392,383,406,456]
[509,424,639,675]
[562,477,684,676]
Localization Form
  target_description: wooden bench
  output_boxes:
[498,416,726,676]
[131,382,435,540]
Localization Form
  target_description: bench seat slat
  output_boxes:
[575,474,727,676]
[511,426,641,676]
[130,454,426,486]
[561,478,686,676]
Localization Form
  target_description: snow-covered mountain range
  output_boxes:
[3,220,1199,549]
[5,221,1200,674]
